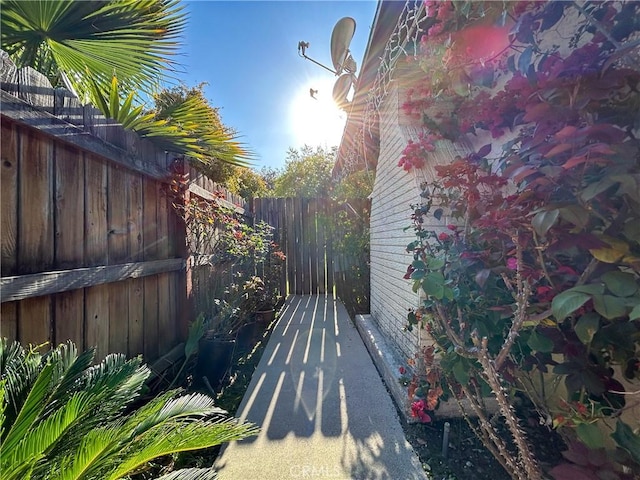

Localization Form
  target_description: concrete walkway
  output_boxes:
[215,295,427,480]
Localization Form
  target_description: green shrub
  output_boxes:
[0,339,258,479]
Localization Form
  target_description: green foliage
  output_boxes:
[402,0,640,476]
[332,170,374,201]
[89,78,250,167]
[1,0,186,102]
[150,83,252,171]
[227,168,268,199]
[1,3,250,170]
[0,339,258,479]
[273,146,334,198]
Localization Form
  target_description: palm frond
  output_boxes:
[0,339,42,428]
[0,340,256,480]
[87,75,253,166]
[108,418,259,479]
[127,392,227,438]
[43,345,95,417]
[1,0,186,98]
[0,362,54,472]
[5,392,92,473]
[155,467,218,480]
[53,426,125,480]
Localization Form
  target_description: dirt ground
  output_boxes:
[402,404,567,480]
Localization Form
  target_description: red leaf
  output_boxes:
[407,381,417,400]
[578,124,626,143]
[562,155,587,169]
[523,103,552,122]
[554,125,578,140]
[563,156,611,170]
[545,143,573,158]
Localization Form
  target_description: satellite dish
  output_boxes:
[332,73,354,110]
[331,17,357,75]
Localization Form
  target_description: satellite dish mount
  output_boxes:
[297,41,338,75]
[297,17,358,111]
[297,17,357,77]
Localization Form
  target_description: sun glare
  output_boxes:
[289,76,347,148]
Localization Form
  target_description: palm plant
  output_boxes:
[0,339,258,480]
[1,0,185,102]
[1,0,252,167]
[88,76,251,165]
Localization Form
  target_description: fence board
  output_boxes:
[129,174,144,261]
[55,143,84,269]
[143,178,159,260]
[127,277,144,356]
[108,167,130,263]
[1,120,18,276]
[156,165,173,352]
[285,198,296,294]
[19,295,51,350]
[85,156,108,267]
[85,284,109,361]
[19,129,54,274]
[1,301,18,344]
[277,198,287,296]
[143,276,159,360]
[54,289,84,349]
[325,201,334,293]
[109,280,129,354]
[157,273,172,353]
[308,199,319,294]
[316,198,328,294]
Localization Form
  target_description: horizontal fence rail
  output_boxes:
[1,259,185,303]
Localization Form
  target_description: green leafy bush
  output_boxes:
[0,339,258,479]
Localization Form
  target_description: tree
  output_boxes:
[258,166,280,193]
[152,83,251,179]
[332,170,374,201]
[227,168,268,199]
[273,146,334,198]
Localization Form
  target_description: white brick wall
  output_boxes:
[370,82,421,361]
[369,68,473,361]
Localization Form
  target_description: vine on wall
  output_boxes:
[399,1,640,478]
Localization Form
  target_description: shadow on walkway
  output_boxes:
[214,295,426,480]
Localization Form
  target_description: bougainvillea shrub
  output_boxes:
[399,1,640,478]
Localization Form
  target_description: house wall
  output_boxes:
[369,82,421,361]
[369,64,474,361]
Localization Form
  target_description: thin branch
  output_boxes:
[476,336,542,480]
[495,239,531,371]
[572,2,622,50]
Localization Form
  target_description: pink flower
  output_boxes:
[411,400,432,423]
[507,257,518,270]
[447,224,457,231]
[399,366,406,375]
[438,232,450,241]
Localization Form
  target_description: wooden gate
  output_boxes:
[252,197,370,317]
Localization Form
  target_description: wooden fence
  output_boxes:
[252,197,370,317]
[0,60,232,365]
[0,56,369,366]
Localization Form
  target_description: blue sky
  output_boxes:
[177,1,378,170]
